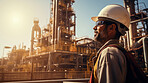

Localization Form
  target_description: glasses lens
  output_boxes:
[96,21,105,26]
[96,20,115,27]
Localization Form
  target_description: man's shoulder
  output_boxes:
[99,45,126,59]
[101,46,122,54]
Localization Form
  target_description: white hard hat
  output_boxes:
[91,4,130,35]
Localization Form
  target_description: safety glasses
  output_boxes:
[96,20,115,27]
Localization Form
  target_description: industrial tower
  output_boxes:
[49,0,76,51]
[28,0,101,72]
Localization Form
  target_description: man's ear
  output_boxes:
[108,24,117,33]
[109,24,116,31]
[107,24,116,37]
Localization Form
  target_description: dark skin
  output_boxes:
[93,23,117,44]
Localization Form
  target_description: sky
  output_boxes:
[0,0,148,58]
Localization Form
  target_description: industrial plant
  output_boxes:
[0,0,148,82]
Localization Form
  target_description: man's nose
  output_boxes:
[93,26,97,30]
[93,25,104,31]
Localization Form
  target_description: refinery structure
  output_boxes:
[28,0,101,72]
[0,0,148,82]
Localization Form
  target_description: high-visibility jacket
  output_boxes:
[89,39,148,83]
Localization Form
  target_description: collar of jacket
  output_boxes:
[96,39,119,57]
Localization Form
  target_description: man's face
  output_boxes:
[93,20,117,44]
[93,23,108,43]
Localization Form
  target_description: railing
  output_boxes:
[2,78,90,83]
[0,71,91,82]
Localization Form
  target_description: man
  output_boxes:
[91,4,130,83]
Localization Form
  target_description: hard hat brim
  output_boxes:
[91,16,99,22]
[91,16,111,22]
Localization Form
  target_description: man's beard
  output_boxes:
[94,33,102,42]
[94,31,107,44]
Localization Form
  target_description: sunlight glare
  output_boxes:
[12,16,19,24]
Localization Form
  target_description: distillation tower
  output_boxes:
[27,0,101,72]
[49,0,76,51]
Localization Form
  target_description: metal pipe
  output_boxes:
[126,31,131,50]
[55,0,59,45]
[57,27,60,45]
[52,0,56,50]
[143,37,148,68]
[123,36,127,49]
[31,57,33,80]
[47,53,51,71]
[130,17,148,24]
[66,2,68,30]
[136,0,139,13]
[31,29,34,55]
[74,14,76,36]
